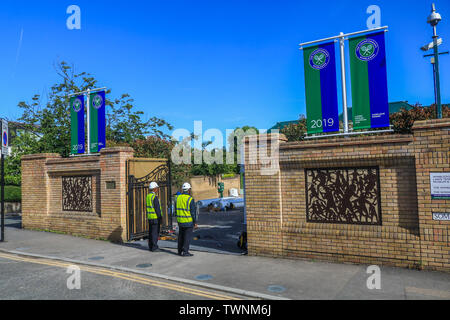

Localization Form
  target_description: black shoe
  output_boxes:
[181,252,194,257]
[151,248,161,252]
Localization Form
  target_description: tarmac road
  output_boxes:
[1,214,450,300]
[0,251,246,300]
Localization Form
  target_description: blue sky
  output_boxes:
[1,0,449,137]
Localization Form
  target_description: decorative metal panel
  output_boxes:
[127,163,172,241]
[62,176,93,212]
[305,167,381,225]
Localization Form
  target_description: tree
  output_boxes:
[390,104,449,133]
[280,115,307,142]
[5,131,40,185]
[8,61,173,184]
[106,94,173,143]
[17,61,172,157]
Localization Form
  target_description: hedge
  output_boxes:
[4,185,21,202]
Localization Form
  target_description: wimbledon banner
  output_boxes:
[89,91,106,153]
[70,95,85,155]
[303,41,340,134]
[349,31,390,130]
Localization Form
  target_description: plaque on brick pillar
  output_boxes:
[62,176,93,212]
[305,167,382,225]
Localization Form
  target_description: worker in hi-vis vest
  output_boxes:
[146,182,162,252]
[175,182,198,257]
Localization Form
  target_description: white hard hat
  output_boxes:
[182,182,191,191]
[149,182,159,190]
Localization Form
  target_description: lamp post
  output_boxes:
[427,3,443,119]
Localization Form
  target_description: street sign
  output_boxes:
[432,212,450,221]
[1,119,5,242]
[1,119,8,156]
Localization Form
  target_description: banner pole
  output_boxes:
[339,32,349,134]
[432,26,442,119]
[87,89,91,155]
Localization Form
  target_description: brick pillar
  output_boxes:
[21,153,61,230]
[99,147,134,242]
[412,119,450,271]
[244,133,287,257]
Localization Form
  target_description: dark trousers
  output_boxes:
[148,221,160,251]
[178,226,193,254]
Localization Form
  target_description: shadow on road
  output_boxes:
[125,209,246,255]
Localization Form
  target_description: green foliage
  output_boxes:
[106,95,173,143]
[190,147,238,177]
[227,126,259,156]
[390,104,449,133]
[5,185,21,202]
[280,115,307,142]
[5,131,40,185]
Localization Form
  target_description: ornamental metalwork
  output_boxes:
[62,176,93,212]
[305,167,381,225]
[130,164,170,187]
[128,163,173,241]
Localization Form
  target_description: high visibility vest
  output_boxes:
[146,193,161,221]
[176,194,193,225]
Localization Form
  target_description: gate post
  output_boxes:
[127,174,135,241]
[168,160,173,229]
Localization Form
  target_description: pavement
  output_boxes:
[1,214,450,300]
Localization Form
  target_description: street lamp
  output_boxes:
[427,3,443,119]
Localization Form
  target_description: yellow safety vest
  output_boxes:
[176,194,193,225]
[146,193,161,221]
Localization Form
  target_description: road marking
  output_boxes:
[405,286,450,299]
[0,252,242,300]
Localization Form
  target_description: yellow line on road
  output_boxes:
[0,252,242,300]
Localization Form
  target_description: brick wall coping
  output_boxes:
[279,153,414,165]
[412,118,450,130]
[280,134,413,150]
[21,147,134,162]
[46,156,100,165]
[100,147,134,154]
[47,168,101,175]
[21,153,61,161]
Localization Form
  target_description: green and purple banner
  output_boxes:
[89,91,106,153]
[70,95,85,155]
[303,41,340,134]
[349,31,390,130]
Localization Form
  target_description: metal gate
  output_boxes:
[127,161,173,241]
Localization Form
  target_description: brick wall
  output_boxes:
[244,119,450,272]
[189,175,241,201]
[21,147,134,242]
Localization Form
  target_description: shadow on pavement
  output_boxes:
[4,215,22,229]
[125,209,246,255]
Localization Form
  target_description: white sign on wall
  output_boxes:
[1,119,8,156]
[432,213,450,221]
[430,172,450,200]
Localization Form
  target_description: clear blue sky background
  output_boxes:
[1,0,449,137]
